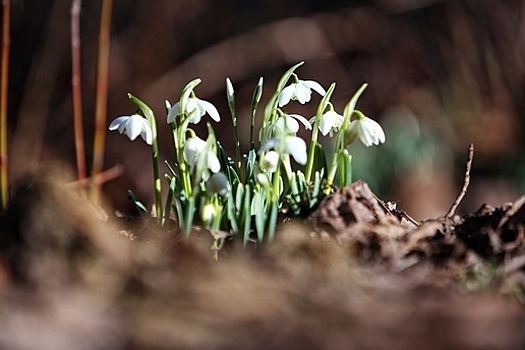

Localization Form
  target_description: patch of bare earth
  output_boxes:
[0,174,524,349]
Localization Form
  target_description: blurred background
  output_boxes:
[4,0,525,220]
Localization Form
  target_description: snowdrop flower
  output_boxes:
[261,150,280,173]
[206,172,231,196]
[183,136,221,175]
[274,113,312,133]
[278,79,326,107]
[109,114,152,145]
[226,78,235,106]
[311,110,344,137]
[167,97,220,124]
[201,203,217,224]
[346,113,386,147]
[260,136,307,165]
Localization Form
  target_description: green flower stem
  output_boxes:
[325,149,340,192]
[172,79,201,199]
[170,121,191,198]
[261,62,303,141]
[305,83,335,182]
[226,79,241,170]
[250,77,264,149]
[281,154,293,182]
[325,83,368,193]
[128,94,162,222]
[271,164,281,203]
[177,121,193,198]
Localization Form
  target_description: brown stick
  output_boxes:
[446,143,474,218]
[71,0,87,180]
[67,163,124,188]
[91,0,113,202]
[0,0,10,208]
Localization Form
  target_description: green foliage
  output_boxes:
[109,63,386,243]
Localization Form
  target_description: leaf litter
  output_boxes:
[0,155,525,349]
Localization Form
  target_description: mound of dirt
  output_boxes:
[0,174,524,349]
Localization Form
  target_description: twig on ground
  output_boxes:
[446,143,474,218]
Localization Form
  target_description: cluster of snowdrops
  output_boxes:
[109,62,385,245]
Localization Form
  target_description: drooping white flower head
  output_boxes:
[260,135,307,166]
[311,110,344,137]
[346,113,386,147]
[261,150,280,173]
[278,79,326,107]
[205,172,231,196]
[183,136,221,177]
[201,202,217,224]
[109,114,152,145]
[282,136,307,165]
[274,113,312,134]
[167,97,220,124]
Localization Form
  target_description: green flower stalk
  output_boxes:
[305,83,336,182]
[261,62,305,140]
[225,78,241,170]
[167,79,220,197]
[325,83,368,192]
[250,77,264,150]
[109,94,162,222]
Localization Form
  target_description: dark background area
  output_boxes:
[4,0,525,219]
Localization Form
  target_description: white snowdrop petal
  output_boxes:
[303,80,326,96]
[377,127,386,143]
[183,138,207,165]
[108,116,128,131]
[187,109,202,124]
[198,99,221,122]
[319,117,331,136]
[358,122,374,147]
[285,136,307,165]
[167,103,180,123]
[289,114,312,130]
[185,98,199,112]
[141,129,153,145]
[126,115,146,141]
[278,85,294,107]
[262,151,280,173]
[284,116,300,133]
[207,152,221,173]
[294,83,311,104]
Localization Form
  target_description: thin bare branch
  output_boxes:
[71,0,87,180]
[91,0,113,202]
[446,143,474,218]
[0,0,10,208]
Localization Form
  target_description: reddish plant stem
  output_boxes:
[66,164,123,188]
[71,0,87,181]
[0,0,10,208]
[91,0,113,201]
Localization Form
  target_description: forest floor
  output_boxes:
[0,168,525,350]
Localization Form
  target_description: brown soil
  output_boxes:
[0,173,524,349]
